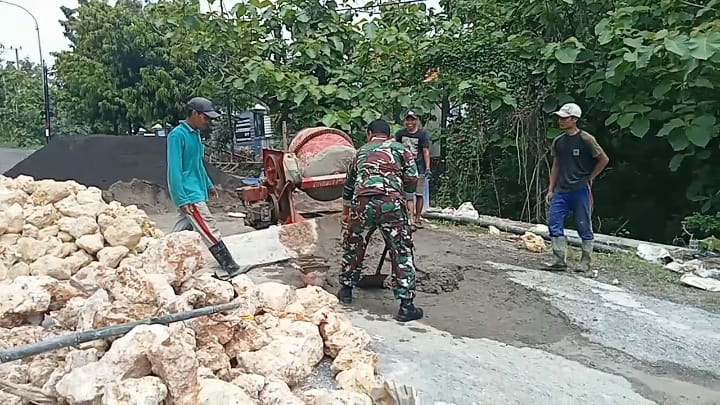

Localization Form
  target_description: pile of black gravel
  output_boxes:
[3,134,240,191]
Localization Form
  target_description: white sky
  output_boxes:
[0,0,440,66]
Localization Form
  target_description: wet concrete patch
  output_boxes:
[348,266,576,345]
[415,265,465,294]
[312,216,578,346]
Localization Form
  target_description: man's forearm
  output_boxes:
[423,149,431,172]
[590,159,609,182]
[549,169,559,192]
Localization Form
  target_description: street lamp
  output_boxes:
[0,0,51,144]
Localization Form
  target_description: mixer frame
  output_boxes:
[238,148,348,229]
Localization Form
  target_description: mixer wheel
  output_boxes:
[264,154,285,188]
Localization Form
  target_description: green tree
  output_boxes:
[20,0,719,244]
[54,0,202,134]
[0,53,45,147]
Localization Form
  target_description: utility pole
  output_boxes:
[14,48,19,67]
[0,0,51,144]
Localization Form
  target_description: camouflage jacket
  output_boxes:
[342,137,418,205]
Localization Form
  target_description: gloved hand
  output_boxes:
[424,170,432,181]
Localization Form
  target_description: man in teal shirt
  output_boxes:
[167,97,242,279]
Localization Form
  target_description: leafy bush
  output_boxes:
[682,213,720,240]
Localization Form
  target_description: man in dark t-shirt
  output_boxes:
[395,109,431,230]
[546,103,610,276]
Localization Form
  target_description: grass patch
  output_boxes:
[586,250,676,285]
[585,249,720,309]
[425,219,487,234]
[426,218,720,310]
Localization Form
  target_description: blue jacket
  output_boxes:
[166,121,214,207]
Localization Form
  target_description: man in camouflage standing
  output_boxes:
[337,119,424,322]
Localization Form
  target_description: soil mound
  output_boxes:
[103,178,244,214]
[3,134,241,191]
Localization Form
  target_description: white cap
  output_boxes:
[553,103,582,118]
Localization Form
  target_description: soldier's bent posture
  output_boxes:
[337,119,423,322]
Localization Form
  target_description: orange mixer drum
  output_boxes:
[289,127,356,201]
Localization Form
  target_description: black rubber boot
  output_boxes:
[396,298,424,322]
[337,286,353,304]
[209,240,245,280]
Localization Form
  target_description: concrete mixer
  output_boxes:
[237,127,356,229]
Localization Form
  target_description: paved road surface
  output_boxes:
[0,146,35,173]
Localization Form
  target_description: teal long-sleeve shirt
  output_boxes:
[166,121,214,207]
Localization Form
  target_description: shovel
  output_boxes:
[212,265,251,281]
[355,243,391,289]
[349,221,426,289]
[354,226,389,289]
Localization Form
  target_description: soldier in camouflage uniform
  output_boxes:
[337,119,424,322]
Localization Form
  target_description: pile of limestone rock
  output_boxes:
[0,175,391,404]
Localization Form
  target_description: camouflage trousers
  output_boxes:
[339,195,417,300]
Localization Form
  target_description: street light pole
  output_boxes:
[0,0,51,144]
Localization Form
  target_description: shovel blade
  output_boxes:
[355,274,388,289]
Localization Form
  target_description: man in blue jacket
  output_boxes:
[167,97,242,279]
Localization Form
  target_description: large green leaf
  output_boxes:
[630,117,650,138]
[668,154,685,172]
[688,34,720,60]
[693,114,716,129]
[294,90,307,106]
[657,118,686,138]
[336,87,351,100]
[321,113,337,127]
[585,81,603,97]
[685,125,712,147]
[363,21,378,40]
[330,37,344,53]
[652,82,672,99]
[296,11,310,23]
[664,36,689,57]
[554,46,581,64]
[502,94,517,108]
[617,113,635,128]
[542,98,557,113]
[595,19,613,45]
[605,113,619,126]
[668,131,690,151]
[691,77,714,88]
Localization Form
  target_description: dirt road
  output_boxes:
[194,214,720,405]
[306,217,720,404]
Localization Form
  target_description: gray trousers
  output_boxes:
[172,201,222,247]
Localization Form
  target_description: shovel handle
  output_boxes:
[375,244,389,275]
